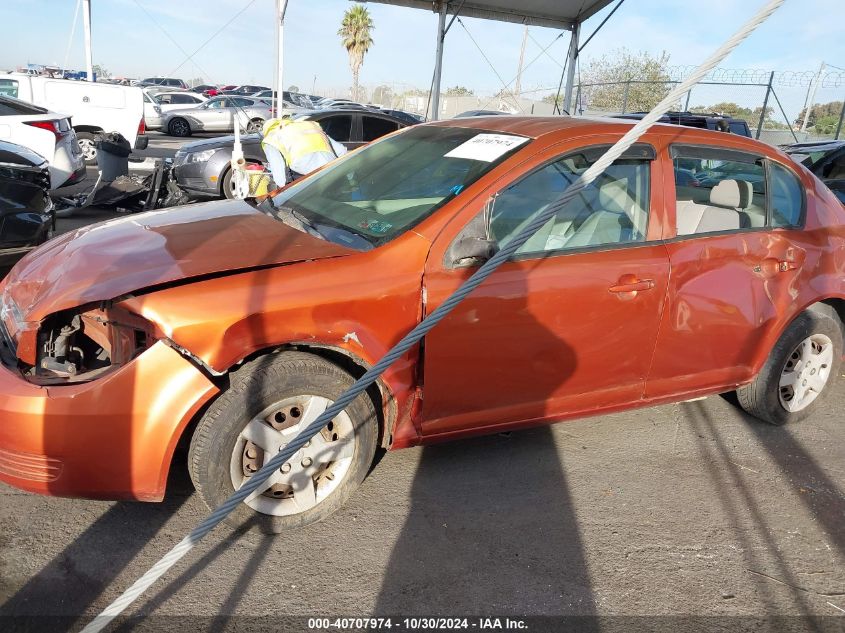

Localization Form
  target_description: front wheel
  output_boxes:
[168,118,192,137]
[246,118,265,134]
[188,352,378,533]
[737,308,842,425]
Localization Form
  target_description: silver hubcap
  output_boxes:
[172,120,188,135]
[229,395,355,517]
[778,334,833,412]
[78,138,96,161]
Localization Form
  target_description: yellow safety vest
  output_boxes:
[261,119,334,166]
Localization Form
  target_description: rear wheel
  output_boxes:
[168,118,192,137]
[188,352,378,533]
[737,308,842,425]
[76,132,98,166]
[246,118,265,134]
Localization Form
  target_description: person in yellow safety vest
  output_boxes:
[261,118,347,187]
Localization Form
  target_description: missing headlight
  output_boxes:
[27,306,157,384]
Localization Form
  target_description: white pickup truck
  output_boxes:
[0,73,148,164]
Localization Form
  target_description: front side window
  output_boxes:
[0,79,20,98]
[489,150,651,255]
[673,152,767,234]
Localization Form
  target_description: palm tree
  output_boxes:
[338,4,374,102]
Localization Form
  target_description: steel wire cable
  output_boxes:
[80,2,785,630]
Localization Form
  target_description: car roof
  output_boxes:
[426,115,779,151]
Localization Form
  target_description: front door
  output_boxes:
[420,145,670,438]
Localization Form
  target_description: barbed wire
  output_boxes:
[668,65,845,87]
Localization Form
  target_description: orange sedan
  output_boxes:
[0,117,843,533]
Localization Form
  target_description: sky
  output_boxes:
[2,0,843,115]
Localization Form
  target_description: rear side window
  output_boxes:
[673,152,767,234]
[171,94,199,104]
[362,116,399,142]
[0,79,19,98]
[229,97,252,107]
[319,115,352,142]
[672,147,805,235]
[0,96,47,116]
[769,162,803,227]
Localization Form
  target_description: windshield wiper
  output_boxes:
[275,205,326,241]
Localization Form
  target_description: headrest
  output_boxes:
[599,178,628,210]
[710,179,751,209]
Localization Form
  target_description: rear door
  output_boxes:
[420,141,671,436]
[646,142,807,397]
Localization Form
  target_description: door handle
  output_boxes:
[609,279,655,293]
[778,260,798,272]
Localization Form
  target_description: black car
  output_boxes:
[454,110,511,118]
[782,140,845,204]
[172,109,410,200]
[380,108,424,125]
[0,140,53,270]
[612,111,751,137]
[223,85,272,96]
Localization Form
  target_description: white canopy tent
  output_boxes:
[362,0,618,118]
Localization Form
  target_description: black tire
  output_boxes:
[168,118,192,137]
[188,352,378,534]
[221,167,236,199]
[737,307,842,425]
[76,131,98,166]
[246,118,265,134]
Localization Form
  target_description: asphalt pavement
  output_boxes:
[0,382,843,629]
[1,133,843,630]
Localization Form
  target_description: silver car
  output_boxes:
[160,96,274,137]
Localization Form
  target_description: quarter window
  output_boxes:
[0,79,20,98]
[769,162,803,227]
[490,151,651,255]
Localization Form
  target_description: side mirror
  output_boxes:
[448,195,498,266]
[452,236,498,266]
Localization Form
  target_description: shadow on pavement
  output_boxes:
[0,467,193,631]
[374,427,596,621]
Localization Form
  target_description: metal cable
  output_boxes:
[80,2,785,630]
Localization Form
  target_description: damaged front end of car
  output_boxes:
[0,293,161,385]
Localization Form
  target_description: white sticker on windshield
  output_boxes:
[444,133,530,162]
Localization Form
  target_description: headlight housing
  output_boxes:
[173,148,217,168]
[22,305,159,385]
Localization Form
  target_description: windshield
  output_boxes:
[271,125,530,248]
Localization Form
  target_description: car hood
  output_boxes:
[4,200,355,322]
[177,134,262,153]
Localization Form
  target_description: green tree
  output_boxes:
[287,85,300,93]
[580,49,671,112]
[444,85,474,97]
[795,101,842,128]
[338,4,374,102]
[372,84,393,106]
[92,64,109,79]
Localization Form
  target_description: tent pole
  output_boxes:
[431,1,448,120]
[562,22,580,114]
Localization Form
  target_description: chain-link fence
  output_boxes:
[316,67,845,145]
